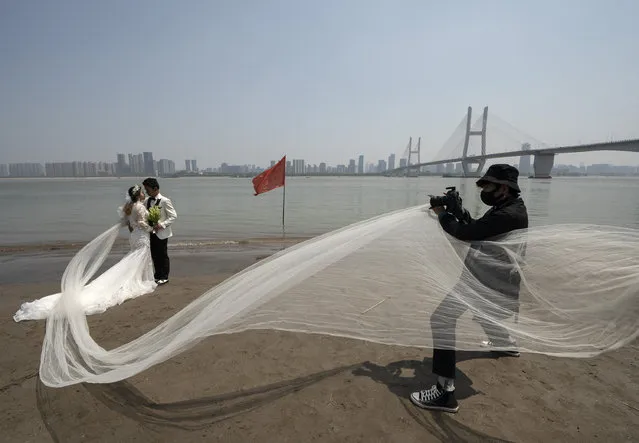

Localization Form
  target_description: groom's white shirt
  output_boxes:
[145,192,177,240]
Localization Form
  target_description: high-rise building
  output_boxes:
[128,153,143,174]
[143,152,154,176]
[116,153,127,175]
[72,161,85,177]
[399,158,407,168]
[97,162,111,176]
[377,159,387,172]
[85,162,98,177]
[158,158,175,175]
[292,159,305,175]
[358,155,364,174]
[191,160,198,172]
[319,162,327,174]
[0,164,8,177]
[185,160,191,172]
[128,154,136,173]
[388,153,396,171]
[158,159,170,176]
[348,159,356,174]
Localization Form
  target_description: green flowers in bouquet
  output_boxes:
[147,206,161,227]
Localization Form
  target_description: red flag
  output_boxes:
[252,155,286,196]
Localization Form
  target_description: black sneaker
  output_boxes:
[410,383,459,413]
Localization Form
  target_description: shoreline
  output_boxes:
[0,243,290,288]
[0,235,312,255]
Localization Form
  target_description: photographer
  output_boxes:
[410,164,528,413]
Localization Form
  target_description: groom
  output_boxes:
[142,178,177,285]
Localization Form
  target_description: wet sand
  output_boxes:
[1,250,638,442]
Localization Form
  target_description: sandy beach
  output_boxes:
[1,248,638,442]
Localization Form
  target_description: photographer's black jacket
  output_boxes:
[438,196,528,241]
[439,196,529,301]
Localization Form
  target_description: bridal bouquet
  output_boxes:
[147,206,161,227]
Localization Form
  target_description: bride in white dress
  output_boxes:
[13,185,158,322]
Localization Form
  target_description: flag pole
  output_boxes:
[282,173,286,237]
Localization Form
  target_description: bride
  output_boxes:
[13,185,158,322]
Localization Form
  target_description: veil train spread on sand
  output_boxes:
[33,205,639,388]
[13,201,157,322]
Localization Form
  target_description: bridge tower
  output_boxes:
[406,136,421,177]
[461,106,488,177]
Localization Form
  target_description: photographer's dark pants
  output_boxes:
[431,280,518,379]
[150,233,170,280]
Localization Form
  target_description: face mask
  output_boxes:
[480,189,501,206]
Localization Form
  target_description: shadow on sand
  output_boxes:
[36,353,513,442]
[352,352,515,442]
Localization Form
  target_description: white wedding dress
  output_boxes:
[13,201,158,322]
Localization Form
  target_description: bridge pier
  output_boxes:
[532,153,555,178]
[518,143,532,176]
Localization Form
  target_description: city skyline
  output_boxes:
[0,151,406,177]
[2,148,637,178]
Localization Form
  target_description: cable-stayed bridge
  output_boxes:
[389,107,639,178]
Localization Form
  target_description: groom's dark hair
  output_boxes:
[142,178,159,190]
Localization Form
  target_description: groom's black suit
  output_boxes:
[147,197,170,281]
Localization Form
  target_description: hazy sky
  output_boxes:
[1,0,638,168]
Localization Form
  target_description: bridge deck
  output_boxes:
[393,138,639,172]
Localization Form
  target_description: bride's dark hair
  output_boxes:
[128,185,143,201]
[124,185,143,216]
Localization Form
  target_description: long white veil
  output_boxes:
[38,205,639,387]
[14,197,156,322]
